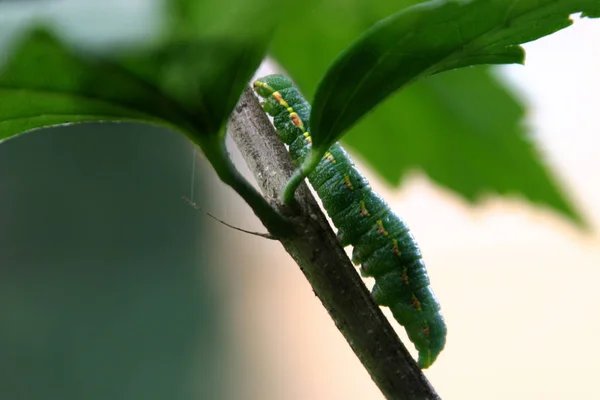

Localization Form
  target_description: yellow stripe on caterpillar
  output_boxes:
[411,294,422,312]
[303,131,312,144]
[343,174,354,190]
[360,200,370,217]
[272,92,289,108]
[324,151,336,163]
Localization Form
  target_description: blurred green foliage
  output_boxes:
[269,0,593,222]
[0,124,224,400]
[308,0,598,147]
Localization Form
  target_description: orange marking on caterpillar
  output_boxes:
[392,239,401,257]
[303,132,312,144]
[411,294,422,311]
[360,200,370,217]
[377,220,388,236]
[401,266,410,285]
[344,174,354,190]
[324,152,336,163]
[290,112,305,131]
[422,321,430,337]
[272,92,289,108]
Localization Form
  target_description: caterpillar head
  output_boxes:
[253,74,293,97]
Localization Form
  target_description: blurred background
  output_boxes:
[0,1,599,399]
[0,124,228,400]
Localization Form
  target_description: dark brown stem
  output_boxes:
[227,87,440,400]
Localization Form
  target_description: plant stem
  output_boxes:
[192,134,291,238]
[281,149,321,204]
[227,87,440,400]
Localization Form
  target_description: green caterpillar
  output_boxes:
[253,74,446,368]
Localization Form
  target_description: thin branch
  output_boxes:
[182,196,275,240]
[227,87,440,400]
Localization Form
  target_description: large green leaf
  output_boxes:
[0,30,268,147]
[269,0,424,96]
[0,1,292,235]
[270,0,591,220]
[343,66,580,220]
[0,0,277,149]
[0,29,189,143]
[310,0,600,150]
[121,38,268,138]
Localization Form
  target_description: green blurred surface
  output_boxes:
[0,124,225,400]
[342,67,580,221]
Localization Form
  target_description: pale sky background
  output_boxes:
[205,13,600,400]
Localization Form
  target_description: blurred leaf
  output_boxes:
[269,0,424,95]
[122,38,268,137]
[343,67,580,221]
[0,27,268,150]
[270,0,588,221]
[0,29,192,143]
[0,0,279,147]
[165,0,279,39]
[310,0,600,150]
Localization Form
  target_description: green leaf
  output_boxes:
[0,28,267,149]
[0,2,292,235]
[0,0,280,147]
[122,38,268,137]
[269,0,424,98]
[0,29,190,143]
[310,0,600,151]
[272,0,590,220]
[166,0,279,39]
[343,67,581,222]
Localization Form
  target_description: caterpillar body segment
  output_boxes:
[253,75,446,368]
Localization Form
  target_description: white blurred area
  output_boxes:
[0,0,160,51]
[199,15,600,400]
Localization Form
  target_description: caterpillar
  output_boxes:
[253,74,446,368]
